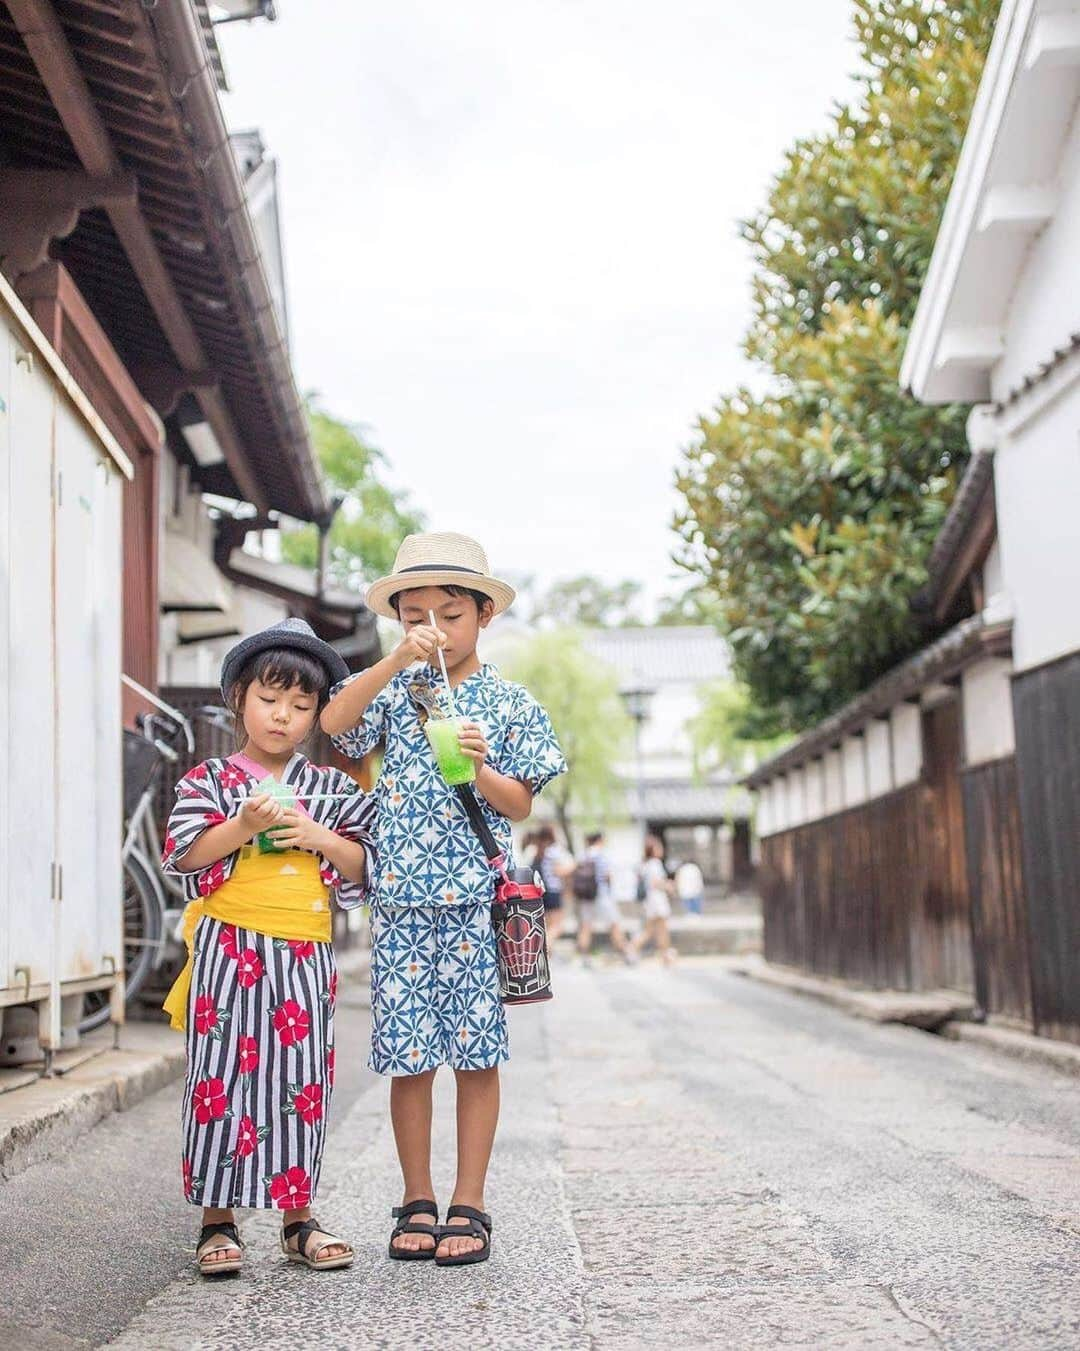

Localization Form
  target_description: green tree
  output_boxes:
[674,0,999,732]
[281,402,424,588]
[538,576,643,628]
[687,682,790,780]
[506,629,632,851]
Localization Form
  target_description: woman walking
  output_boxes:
[632,835,677,964]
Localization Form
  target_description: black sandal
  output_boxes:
[280,1217,354,1271]
[435,1204,492,1267]
[388,1198,440,1261]
[196,1222,244,1276]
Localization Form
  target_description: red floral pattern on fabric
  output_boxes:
[273,999,310,1047]
[193,994,218,1036]
[327,1046,335,1088]
[267,1166,311,1210]
[196,860,225,897]
[192,1077,227,1125]
[162,834,176,861]
[233,1115,259,1159]
[328,971,338,1009]
[182,1157,194,1198]
[203,810,227,826]
[287,940,315,962]
[293,1083,323,1126]
[218,925,239,960]
[237,1034,259,1075]
[187,763,208,781]
[218,764,246,790]
[236,948,264,987]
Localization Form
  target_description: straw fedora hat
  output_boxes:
[364,532,517,620]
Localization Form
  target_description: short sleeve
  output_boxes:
[161,761,227,875]
[323,769,378,911]
[498,690,567,795]
[330,672,390,761]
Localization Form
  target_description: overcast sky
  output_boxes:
[219,1,856,616]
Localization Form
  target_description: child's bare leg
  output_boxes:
[438,1065,500,1259]
[577,916,593,955]
[389,1068,437,1253]
[200,1206,240,1264]
[547,908,564,946]
[658,918,676,962]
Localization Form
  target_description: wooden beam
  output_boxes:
[0,168,134,277]
[5,0,266,513]
[1025,13,1080,72]
[935,326,1006,370]
[976,184,1056,235]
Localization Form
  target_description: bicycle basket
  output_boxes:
[123,729,161,819]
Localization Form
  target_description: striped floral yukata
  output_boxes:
[163,753,375,1210]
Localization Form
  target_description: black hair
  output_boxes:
[226,646,331,747]
[586,831,604,846]
[390,583,493,617]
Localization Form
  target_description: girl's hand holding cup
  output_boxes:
[394,623,447,669]
[239,791,285,839]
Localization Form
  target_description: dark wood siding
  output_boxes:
[961,756,1032,1025]
[761,699,975,994]
[1013,654,1080,1045]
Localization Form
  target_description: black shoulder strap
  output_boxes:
[453,784,503,867]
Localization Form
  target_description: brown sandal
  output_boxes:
[196,1222,244,1276]
[281,1217,354,1270]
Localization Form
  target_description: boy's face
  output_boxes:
[398,586,492,671]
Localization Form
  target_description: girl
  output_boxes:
[162,618,376,1276]
[632,834,677,964]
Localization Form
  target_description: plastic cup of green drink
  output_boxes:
[253,777,294,852]
[425,717,476,786]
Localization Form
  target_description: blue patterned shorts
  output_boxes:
[368,903,509,1076]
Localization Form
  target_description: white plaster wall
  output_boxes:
[842,735,868,805]
[787,767,806,827]
[962,657,1016,765]
[982,538,1005,610]
[804,759,825,820]
[891,703,923,786]
[991,108,1080,404]
[756,785,774,837]
[866,719,894,799]
[773,776,789,833]
[995,388,1080,671]
[824,748,845,813]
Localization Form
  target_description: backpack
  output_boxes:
[571,858,599,901]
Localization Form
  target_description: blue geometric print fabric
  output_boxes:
[330,663,567,909]
[368,904,509,1075]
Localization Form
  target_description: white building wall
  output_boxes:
[773,775,789,833]
[824,748,844,813]
[787,767,806,827]
[804,759,825,820]
[891,703,923,786]
[865,720,893,799]
[756,784,773,837]
[842,734,868,806]
[962,656,1016,765]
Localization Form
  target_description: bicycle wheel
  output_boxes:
[79,848,164,1033]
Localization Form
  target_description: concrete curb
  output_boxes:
[735,957,975,1029]
[561,912,763,957]
[940,1019,1080,1079]
[0,1039,186,1183]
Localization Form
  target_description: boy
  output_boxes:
[321,531,566,1266]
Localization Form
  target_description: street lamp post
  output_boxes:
[620,684,655,851]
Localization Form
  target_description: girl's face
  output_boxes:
[241,678,319,760]
[398,586,493,671]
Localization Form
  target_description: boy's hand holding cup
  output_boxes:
[456,720,489,766]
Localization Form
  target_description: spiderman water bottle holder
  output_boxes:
[453,785,553,1005]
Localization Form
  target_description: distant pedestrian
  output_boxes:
[161,619,375,1277]
[573,830,633,964]
[533,824,573,947]
[632,835,676,964]
[675,858,705,917]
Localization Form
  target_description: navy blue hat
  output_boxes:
[220,617,349,700]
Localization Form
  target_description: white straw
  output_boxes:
[429,609,457,715]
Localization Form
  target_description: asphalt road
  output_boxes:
[2,956,1079,1349]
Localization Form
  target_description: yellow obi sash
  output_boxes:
[164,846,331,1031]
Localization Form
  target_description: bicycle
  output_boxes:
[79,687,232,1032]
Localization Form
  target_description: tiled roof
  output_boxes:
[584,626,731,686]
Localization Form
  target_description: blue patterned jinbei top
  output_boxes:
[330,663,567,908]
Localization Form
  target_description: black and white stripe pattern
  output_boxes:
[181,918,336,1211]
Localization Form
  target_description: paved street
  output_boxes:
[2,957,1079,1349]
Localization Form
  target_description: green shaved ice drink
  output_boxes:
[254,775,295,853]
[425,717,476,786]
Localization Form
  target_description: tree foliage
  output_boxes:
[281,403,425,588]
[674,0,1000,731]
[536,575,643,628]
[687,682,790,780]
[506,629,632,851]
